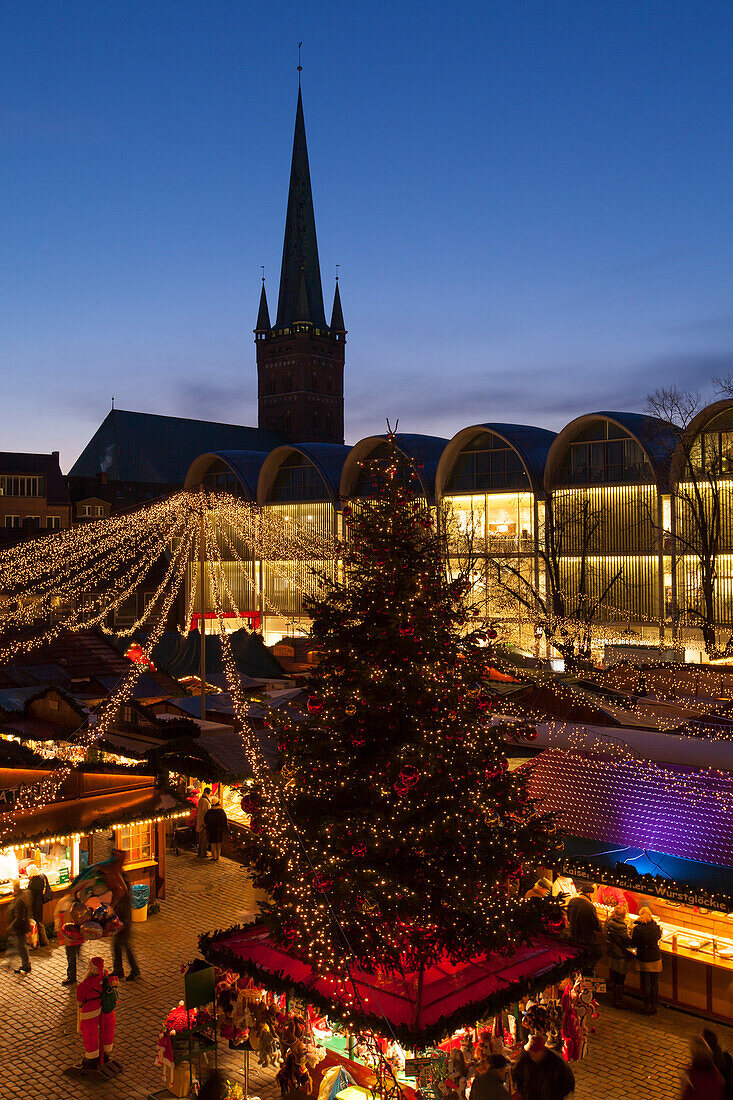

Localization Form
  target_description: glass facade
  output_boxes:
[186,404,733,654]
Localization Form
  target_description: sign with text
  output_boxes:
[560,857,733,914]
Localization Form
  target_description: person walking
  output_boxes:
[204,797,229,861]
[196,787,212,859]
[513,1034,575,1100]
[111,878,141,981]
[702,1030,733,1100]
[631,906,663,1014]
[679,1038,725,1100]
[6,881,31,974]
[26,864,51,947]
[605,903,633,1008]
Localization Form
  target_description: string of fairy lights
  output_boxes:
[2,485,733,870]
[0,491,334,843]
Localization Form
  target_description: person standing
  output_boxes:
[525,877,553,900]
[196,787,212,859]
[566,883,601,946]
[26,864,51,947]
[76,956,117,1069]
[204,797,229,861]
[631,906,663,1014]
[605,903,633,1008]
[469,1054,510,1100]
[111,878,141,981]
[6,881,31,974]
[679,1038,725,1100]
[513,1034,575,1100]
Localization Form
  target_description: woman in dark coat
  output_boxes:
[605,904,633,1008]
[204,798,229,861]
[631,905,663,1015]
[27,865,50,947]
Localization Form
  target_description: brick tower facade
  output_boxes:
[256,89,345,445]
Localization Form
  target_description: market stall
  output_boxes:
[187,919,593,1098]
[0,765,190,935]
[525,747,733,1021]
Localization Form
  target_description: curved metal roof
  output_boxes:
[671,399,733,482]
[257,444,352,504]
[545,410,678,490]
[340,434,449,504]
[436,423,557,498]
[183,450,272,498]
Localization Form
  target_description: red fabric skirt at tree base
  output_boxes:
[199,921,596,1048]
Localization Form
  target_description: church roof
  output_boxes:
[275,89,327,329]
[69,410,283,486]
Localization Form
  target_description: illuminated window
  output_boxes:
[556,422,650,486]
[4,515,21,528]
[446,433,529,493]
[116,822,153,863]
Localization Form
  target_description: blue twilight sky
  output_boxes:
[2,0,733,468]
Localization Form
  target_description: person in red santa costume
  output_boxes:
[76,956,117,1068]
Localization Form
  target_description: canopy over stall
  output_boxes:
[524,747,733,863]
[200,921,592,1048]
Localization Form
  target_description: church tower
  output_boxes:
[256,89,345,444]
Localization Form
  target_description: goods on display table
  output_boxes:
[557,865,733,1020]
[154,965,600,1100]
[0,837,72,895]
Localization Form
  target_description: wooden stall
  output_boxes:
[0,766,189,936]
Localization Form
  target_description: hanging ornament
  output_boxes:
[345,705,358,716]
[398,624,414,636]
[307,697,324,713]
[313,873,333,893]
[351,843,367,857]
[475,692,493,709]
[399,765,420,788]
[240,793,259,814]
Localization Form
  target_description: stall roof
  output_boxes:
[524,748,733,868]
[1,784,188,846]
[560,836,733,905]
[103,725,281,780]
[148,631,286,682]
[200,922,591,1048]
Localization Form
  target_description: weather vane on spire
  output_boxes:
[261,265,265,284]
[335,264,340,282]
[298,42,302,84]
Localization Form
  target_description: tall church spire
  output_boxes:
[256,83,345,446]
[275,88,326,329]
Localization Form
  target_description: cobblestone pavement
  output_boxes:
[2,851,732,1099]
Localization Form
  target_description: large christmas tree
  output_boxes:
[244,440,560,976]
